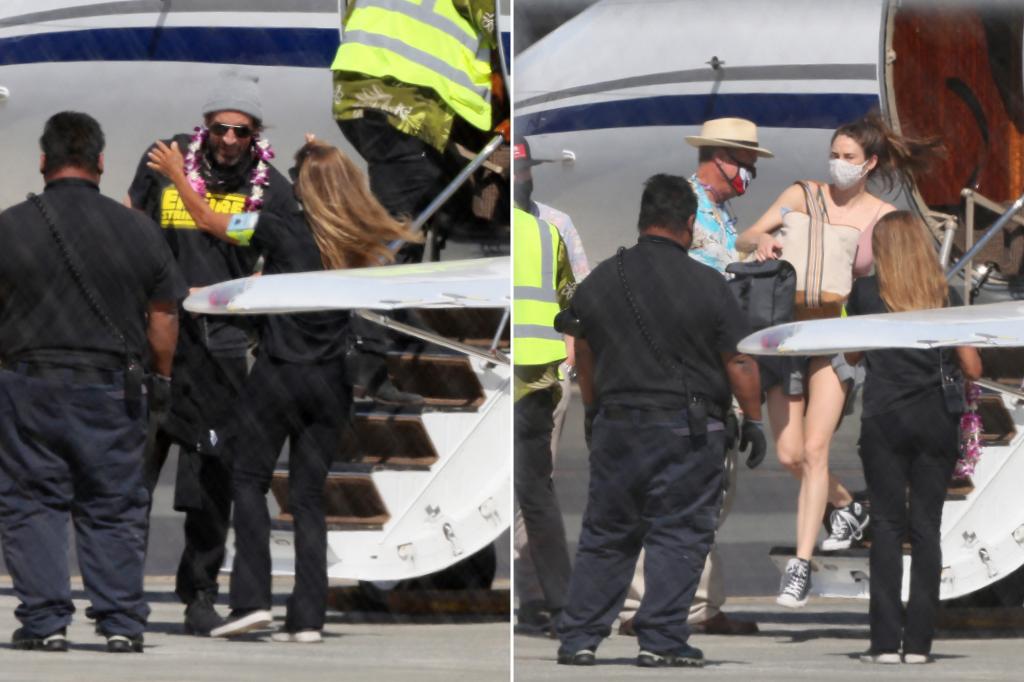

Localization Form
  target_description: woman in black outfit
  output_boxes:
[149,138,417,642]
[844,211,981,664]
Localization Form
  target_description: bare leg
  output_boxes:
[795,358,847,560]
[767,387,805,478]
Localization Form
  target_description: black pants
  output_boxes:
[228,356,351,631]
[0,368,150,637]
[337,112,448,222]
[143,354,246,606]
[859,394,959,656]
[144,429,232,605]
[514,387,572,612]
[557,408,725,656]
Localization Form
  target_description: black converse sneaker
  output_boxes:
[821,502,870,551]
[777,557,811,608]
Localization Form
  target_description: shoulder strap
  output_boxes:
[614,247,693,402]
[28,193,131,360]
[794,181,826,307]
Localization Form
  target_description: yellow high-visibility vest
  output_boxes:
[514,208,566,366]
[332,0,492,131]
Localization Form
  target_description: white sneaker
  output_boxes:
[860,651,901,664]
[209,609,273,638]
[776,558,811,608]
[903,653,932,664]
[271,629,322,643]
[821,502,870,551]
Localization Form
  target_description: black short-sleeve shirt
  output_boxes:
[845,276,960,417]
[569,235,749,411]
[250,209,350,363]
[0,179,187,364]
[126,133,297,354]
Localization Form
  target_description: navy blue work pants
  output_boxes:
[0,369,150,637]
[557,408,725,656]
[859,393,959,656]
[227,356,350,631]
[514,386,572,612]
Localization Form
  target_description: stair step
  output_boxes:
[387,353,484,408]
[271,472,389,531]
[342,412,438,468]
[978,393,1017,445]
[327,587,510,616]
[979,347,1024,387]
[415,308,509,349]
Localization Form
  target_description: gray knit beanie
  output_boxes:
[202,70,263,122]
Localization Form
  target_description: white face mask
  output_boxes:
[829,158,868,190]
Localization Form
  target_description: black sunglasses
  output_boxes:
[726,152,757,179]
[209,122,254,139]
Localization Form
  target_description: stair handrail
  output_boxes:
[946,188,1024,303]
[355,309,510,365]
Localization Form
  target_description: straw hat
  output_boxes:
[685,117,774,158]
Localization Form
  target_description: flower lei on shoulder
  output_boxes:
[183,125,275,211]
[955,381,983,478]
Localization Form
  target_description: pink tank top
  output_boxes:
[851,203,886,278]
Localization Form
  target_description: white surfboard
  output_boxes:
[183,257,510,315]
[738,300,1024,356]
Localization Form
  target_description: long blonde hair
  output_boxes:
[295,141,420,269]
[872,210,948,312]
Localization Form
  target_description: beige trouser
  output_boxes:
[514,369,573,607]
[618,443,738,625]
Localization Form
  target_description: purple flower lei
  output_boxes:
[184,125,275,211]
[955,381,984,478]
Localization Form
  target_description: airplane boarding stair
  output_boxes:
[225,308,511,586]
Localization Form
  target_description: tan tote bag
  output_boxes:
[775,181,860,321]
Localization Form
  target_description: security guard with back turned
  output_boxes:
[513,192,575,631]
[0,111,185,653]
[554,174,766,668]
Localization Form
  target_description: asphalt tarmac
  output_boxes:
[515,386,1024,680]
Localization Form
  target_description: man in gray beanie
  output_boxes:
[125,69,296,637]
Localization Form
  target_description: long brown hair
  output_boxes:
[294,141,420,269]
[872,210,948,312]
[833,111,944,192]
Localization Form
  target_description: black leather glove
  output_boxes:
[149,374,172,414]
[583,406,597,451]
[740,417,767,469]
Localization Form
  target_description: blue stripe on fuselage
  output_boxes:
[0,26,339,68]
[517,92,880,134]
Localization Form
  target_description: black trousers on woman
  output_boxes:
[858,393,959,656]
[228,356,350,631]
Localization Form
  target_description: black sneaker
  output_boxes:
[184,593,225,636]
[777,557,811,608]
[11,627,68,652]
[372,380,425,407]
[106,634,144,653]
[821,502,870,551]
[637,645,704,668]
[515,602,556,638]
[209,609,273,638]
[556,648,596,666]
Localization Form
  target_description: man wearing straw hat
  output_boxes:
[618,117,772,638]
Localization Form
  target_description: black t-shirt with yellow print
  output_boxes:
[127,132,297,354]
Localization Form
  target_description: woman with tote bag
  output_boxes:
[735,112,942,608]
